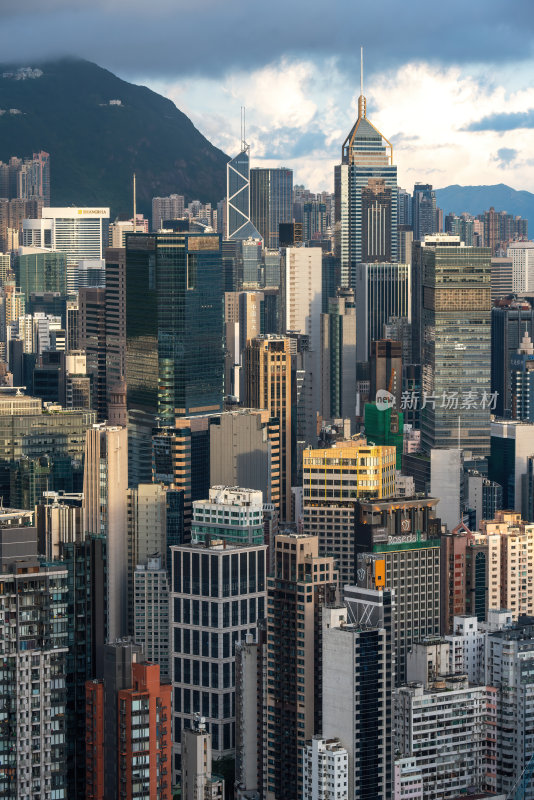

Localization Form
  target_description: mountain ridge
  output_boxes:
[435,183,534,225]
[0,57,229,217]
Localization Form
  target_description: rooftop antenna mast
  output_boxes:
[241,106,248,151]
[132,172,137,233]
[358,46,366,118]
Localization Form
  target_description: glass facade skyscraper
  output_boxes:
[420,239,492,456]
[226,146,262,240]
[250,168,293,249]
[126,232,224,425]
[335,93,397,289]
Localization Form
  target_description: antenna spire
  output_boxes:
[358,46,366,118]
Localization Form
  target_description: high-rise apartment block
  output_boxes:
[134,556,171,679]
[181,716,225,800]
[152,194,185,230]
[507,241,534,291]
[171,540,267,778]
[244,336,292,520]
[265,533,337,800]
[322,605,393,800]
[0,557,68,799]
[302,737,349,800]
[192,486,265,545]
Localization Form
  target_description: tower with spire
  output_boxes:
[511,326,534,421]
[335,48,398,288]
[226,107,262,241]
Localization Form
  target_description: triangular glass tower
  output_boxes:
[226,145,262,240]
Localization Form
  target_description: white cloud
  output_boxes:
[144,58,534,194]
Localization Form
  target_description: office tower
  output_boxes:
[486,619,534,799]
[0,555,68,800]
[83,423,128,640]
[322,605,393,800]
[370,339,402,410]
[490,256,513,299]
[209,408,281,513]
[0,507,37,565]
[511,330,534,421]
[302,201,327,243]
[394,677,489,800]
[226,139,262,240]
[181,717,225,800]
[265,533,337,800]
[397,188,412,226]
[126,231,223,426]
[78,286,107,420]
[355,495,441,682]
[320,288,357,427]
[104,246,126,401]
[33,349,66,405]
[250,168,293,249]
[279,221,303,248]
[86,644,172,800]
[224,290,264,398]
[302,737,349,800]
[411,183,437,241]
[107,377,127,425]
[171,540,267,778]
[66,296,78,350]
[355,262,410,362]
[335,80,397,288]
[242,237,262,286]
[152,414,214,536]
[263,248,281,287]
[491,298,534,417]
[127,482,168,630]
[76,258,105,288]
[465,470,502,529]
[244,336,292,520]
[507,241,534,291]
[134,556,171,680]
[192,486,264,545]
[302,440,396,586]
[16,247,67,296]
[23,207,109,291]
[430,448,463,532]
[0,390,95,506]
[417,236,492,456]
[489,420,534,513]
[151,194,185,230]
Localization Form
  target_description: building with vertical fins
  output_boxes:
[335,54,397,288]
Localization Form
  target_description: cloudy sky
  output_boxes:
[2,0,534,193]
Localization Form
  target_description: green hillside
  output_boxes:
[0,58,229,217]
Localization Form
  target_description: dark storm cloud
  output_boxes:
[0,0,533,80]
[467,109,534,131]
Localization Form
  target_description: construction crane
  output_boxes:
[508,752,534,800]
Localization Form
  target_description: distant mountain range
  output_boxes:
[0,58,229,218]
[435,184,534,227]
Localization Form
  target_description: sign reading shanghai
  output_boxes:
[375,389,498,411]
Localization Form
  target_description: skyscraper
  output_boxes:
[356,262,411,362]
[250,168,293,249]
[412,183,437,241]
[335,66,397,288]
[265,533,337,800]
[418,235,492,456]
[244,336,292,521]
[226,134,262,240]
[126,231,224,426]
[320,288,357,425]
